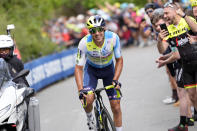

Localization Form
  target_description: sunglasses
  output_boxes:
[89,27,104,34]
[146,10,153,14]
[163,2,174,8]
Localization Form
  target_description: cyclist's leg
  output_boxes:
[83,64,99,130]
[83,63,98,113]
[109,99,122,127]
[101,64,122,130]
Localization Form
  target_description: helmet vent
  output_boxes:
[93,18,96,23]
[89,20,92,24]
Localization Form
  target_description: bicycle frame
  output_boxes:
[94,89,106,123]
[82,85,118,131]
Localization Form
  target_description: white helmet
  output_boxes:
[86,15,105,29]
[0,35,14,58]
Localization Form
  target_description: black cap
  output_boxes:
[145,3,158,11]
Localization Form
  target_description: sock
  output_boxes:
[86,111,93,120]
[179,116,187,126]
[187,117,193,122]
[116,127,122,131]
[194,108,197,115]
[172,89,178,101]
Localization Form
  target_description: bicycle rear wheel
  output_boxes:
[101,108,116,131]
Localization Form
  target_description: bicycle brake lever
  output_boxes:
[116,89,123,97]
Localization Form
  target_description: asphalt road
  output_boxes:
[36,45,197,131]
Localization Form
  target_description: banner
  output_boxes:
[24,48,77,91]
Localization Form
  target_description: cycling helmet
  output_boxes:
[192,0,197,7]
[86,15,105,29]
[0,35,14,58]
[144,3,158,11]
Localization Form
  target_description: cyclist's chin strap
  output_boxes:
[112,80,121,88]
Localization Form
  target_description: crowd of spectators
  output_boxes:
[42,1,159,49]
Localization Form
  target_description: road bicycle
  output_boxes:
[82,85,122,131]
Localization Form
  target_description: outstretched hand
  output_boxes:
[188,34,197,44]
[156,59,166,68]
[176,8,185,17]
[156,56,167,68]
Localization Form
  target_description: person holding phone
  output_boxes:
[150,8,180,106]
[159,23,169,35]
[156,2,197,131]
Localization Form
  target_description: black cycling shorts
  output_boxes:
[182,64,197,89]
[83,63,121,100]
[175,67,184,88]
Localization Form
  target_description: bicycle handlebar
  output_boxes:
[86,85,115,95]
[79,85,122,108]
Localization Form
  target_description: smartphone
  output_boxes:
[160,23,169,35]
[160,24,168,31]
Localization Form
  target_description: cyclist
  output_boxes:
[156,2,197,131]
[75,15,123,131]
[0,35,29,86]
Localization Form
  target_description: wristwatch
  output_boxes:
[182,13,186,18]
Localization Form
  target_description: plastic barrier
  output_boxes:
[24,48,77,92]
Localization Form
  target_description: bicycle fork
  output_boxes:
[95,98,106,130]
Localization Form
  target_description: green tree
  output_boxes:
[0,0,147,62]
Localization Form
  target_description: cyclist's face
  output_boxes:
[164,7,174,25]
[90,27,105,44]
[193,6,197,18]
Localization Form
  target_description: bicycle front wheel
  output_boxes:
[101,108,116,131]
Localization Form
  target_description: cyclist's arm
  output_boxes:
[75,37,86,91]
[75,65,84,91]
[113,57,123,81]
[113,34,123,81]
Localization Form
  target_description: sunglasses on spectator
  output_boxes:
[89,27,104,34]
[146,10,153,14]
[163,2,174,8]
